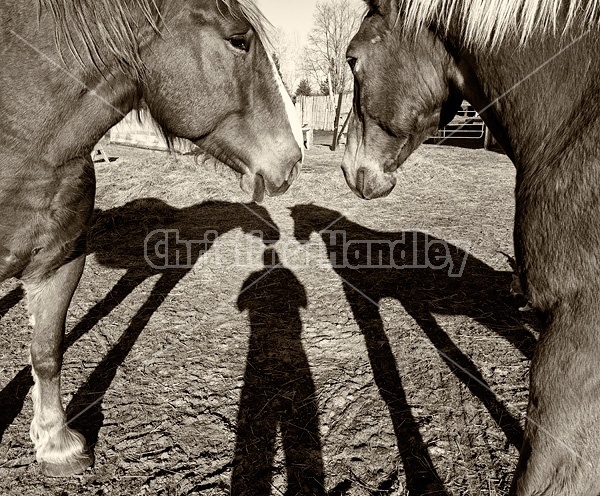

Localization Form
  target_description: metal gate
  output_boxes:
[430,102,485,141]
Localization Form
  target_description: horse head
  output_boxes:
[290,204,344,245]
[342,0,463,199]
[140,0,304,201]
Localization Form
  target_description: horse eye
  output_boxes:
[347,56,358,71]
[229,36,248,52]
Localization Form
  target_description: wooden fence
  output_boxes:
[109,110,196,154]
[108,99,496,153]
[295,94,352,131]
[108,96,353,153]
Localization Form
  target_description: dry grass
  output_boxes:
[0,138,537,495]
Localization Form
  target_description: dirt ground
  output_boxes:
[0,135,538,495]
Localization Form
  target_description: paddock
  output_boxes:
[0,137,535,495]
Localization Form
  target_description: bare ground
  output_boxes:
[0,137,538,495]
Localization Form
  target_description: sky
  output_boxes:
[258,0,320,40]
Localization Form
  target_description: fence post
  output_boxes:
[484,126,497,150]
[331,92,344,151]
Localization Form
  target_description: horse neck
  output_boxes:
[0,3,149,168]
[454,33,600,171]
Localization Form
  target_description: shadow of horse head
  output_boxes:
[89,198,279,274]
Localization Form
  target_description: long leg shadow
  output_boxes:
[0,199,279,449]
[348,298,449,495]
[66,271,184,446]
[0,286,24,320]
[0,287,32,443]
[0,268,149,444]
[403,303,523,448]
[232,248,325,496]
[291,204,538,494]
[0,367,33,444]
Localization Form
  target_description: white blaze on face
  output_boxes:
[267,53,304,161]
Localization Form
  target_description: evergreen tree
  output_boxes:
[295,78,312,97]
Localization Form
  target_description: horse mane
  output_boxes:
[370,0,600,48]
[220,0,274,51]
[38,0,161,78]
[39,0,272,78]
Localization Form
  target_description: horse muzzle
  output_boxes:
[341,164,396,200]
[241,158,302,203]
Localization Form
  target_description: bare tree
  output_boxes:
[304,0,363,149]
[271,28,304,96]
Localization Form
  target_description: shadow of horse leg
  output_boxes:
[67,270,186,450]
[0,269,147,445]
[405,307,524,449]
[0,286,30,444]
[24,254,93,477]
[346,295,449,495]
[0,366,33,444]
[0,286,24,320]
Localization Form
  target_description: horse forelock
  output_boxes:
[39,0,161,78]
[389,0,600,48]
[218,0,275,52]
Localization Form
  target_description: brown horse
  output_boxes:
[343,0,600,494]
[0,0,302,477]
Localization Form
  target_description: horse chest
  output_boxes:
[0,157,96,281]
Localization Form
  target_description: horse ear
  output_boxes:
[364,0,398,18]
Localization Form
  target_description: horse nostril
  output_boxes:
[356,167,366,194]
[340,164,349,183]
[287,160,301,185]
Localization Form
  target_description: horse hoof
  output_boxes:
[40,452,94,477]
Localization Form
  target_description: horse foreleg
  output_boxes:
[511,293,600,495]
[25,254,93,477]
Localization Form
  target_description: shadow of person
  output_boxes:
[290,204,539,496]
[0,198,279,450]
[232,248,324,496]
